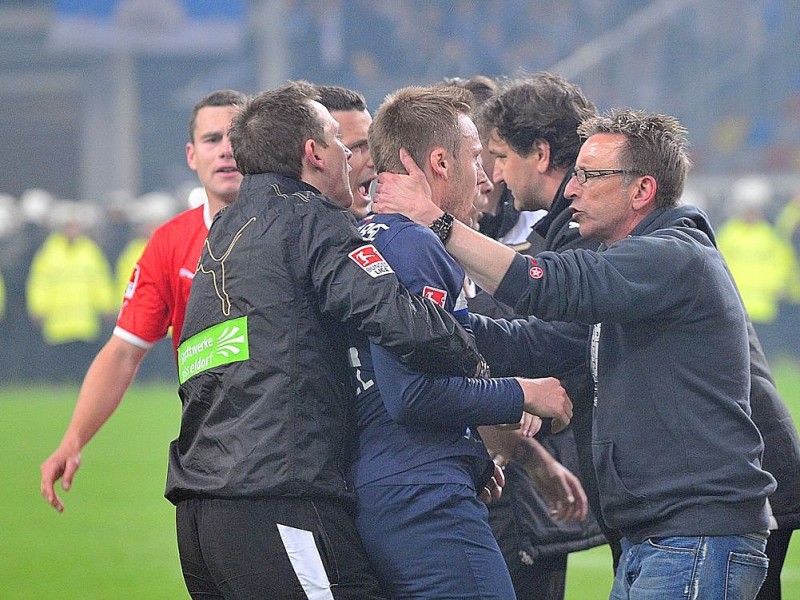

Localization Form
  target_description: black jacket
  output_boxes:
[166,173,482,504]
[747,320,800,530]
[525,180,620,550]
[472,175,608,568]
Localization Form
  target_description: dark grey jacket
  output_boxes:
[495,205,776,543]
[166,173,482,504]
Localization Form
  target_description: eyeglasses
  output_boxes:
[571,168,636,184]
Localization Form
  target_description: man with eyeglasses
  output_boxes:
[373,107,776,599]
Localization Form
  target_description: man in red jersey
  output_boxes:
[41,89,247,512]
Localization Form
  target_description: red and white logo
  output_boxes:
[349,244,394,278]
[528,258,544,279]
[124,264,141,299]
[422,286,448,308]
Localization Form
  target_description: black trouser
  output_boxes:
[511,555,568,600]
[757,528,794,600]
[176,496,387,599]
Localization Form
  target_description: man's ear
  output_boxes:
[531,139,551,174]
[186,142,196,171]
[304,139,325,171]
[429,147,449,179]
[631,174,658,211]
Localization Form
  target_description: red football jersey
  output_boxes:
[114,203,211,358]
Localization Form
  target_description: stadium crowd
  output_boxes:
[1,174,798,383]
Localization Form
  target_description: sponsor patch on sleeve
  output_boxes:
[348,244,394,278]
[422,286,448,308]
[177,316,250,384]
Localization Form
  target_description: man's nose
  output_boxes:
[492,159,505,184]
[564,174,580,199]
[221,136,233,156]
[478,166,493,193]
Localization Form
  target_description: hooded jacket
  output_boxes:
[494,205,776,543]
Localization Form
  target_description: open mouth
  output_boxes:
[357,177,376,199]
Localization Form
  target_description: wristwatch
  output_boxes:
[429,212,454,244]
[475,356,491,379]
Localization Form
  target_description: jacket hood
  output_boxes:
[630,204,718,246]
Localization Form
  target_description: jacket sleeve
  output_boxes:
[746,318,800,526]
[300,205,482,377]
[469,313,587,378]
[494,234,704,324]
[370,341,523,427]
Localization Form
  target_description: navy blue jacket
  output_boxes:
[348,213,523,491]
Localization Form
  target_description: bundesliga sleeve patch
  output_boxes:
[124,264,141,299]
[422,286,448,308]
[349,244,394,278]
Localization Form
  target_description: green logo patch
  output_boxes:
[178,316,249,383]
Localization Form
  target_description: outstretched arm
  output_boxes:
[469,313,588,379]
[40,336,146,512]
[371,342,573,432]
[373,148,517,294]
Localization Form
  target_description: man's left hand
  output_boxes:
[479,462,505,504]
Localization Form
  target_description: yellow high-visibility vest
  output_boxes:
[26,232,116,344]
[717,219,796,323]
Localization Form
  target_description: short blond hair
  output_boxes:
[369,85,473,175]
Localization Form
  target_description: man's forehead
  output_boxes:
[487,131,510,152]
[310,100,336,127]
[458,113,478,135]
[331,108,371,140]
[578,133,626,161]
[331,107,371,123]
[195,105,236,131]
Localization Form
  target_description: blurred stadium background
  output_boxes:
[2,1,799,206]
[0,0,799,380]
[2,1,799,598]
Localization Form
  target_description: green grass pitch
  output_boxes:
[2,358,799,598]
